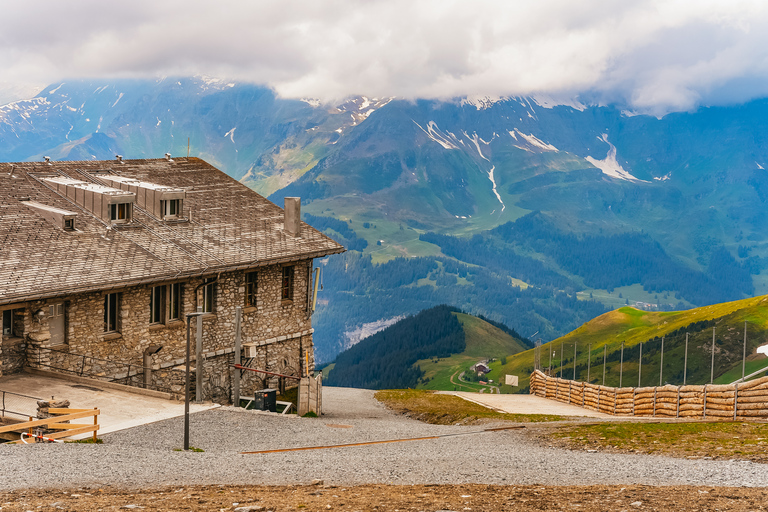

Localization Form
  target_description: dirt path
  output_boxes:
[2,483,766,511]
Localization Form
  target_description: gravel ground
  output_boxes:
[2,387,768,490]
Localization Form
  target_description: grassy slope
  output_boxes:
[500,295,768,392]
[415,312,529,392]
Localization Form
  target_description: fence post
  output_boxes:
[684,333,689,386]
[743,321,748,382]
[613,388,617,415]
[233,306,242,407]
[632,388,636,416]
[711,327,716,384]
[734,383,739,421]
[587,343,591,383]
[619,341,624,388]
[602,345,607,386]
[568,381,571,404]
[638,342,642,387]
[653,388,657,417]
[703,384,707,419]
[660,336,664,386]
[676,386,681,418]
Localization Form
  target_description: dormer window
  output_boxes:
[64,218,75,231]
[161,199,181,219]
[109,202,131,223]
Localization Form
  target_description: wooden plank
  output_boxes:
[47,423,92,430]
[9,425,99,444]
[48,408,93,414]
[0,410,99,434]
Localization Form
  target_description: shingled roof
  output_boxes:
[0,157,345,305]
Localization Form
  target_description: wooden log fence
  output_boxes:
[529,370,768,420]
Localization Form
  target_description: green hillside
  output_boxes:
[415,312,531,393]
[499,295,768,393]
[325,306,531,391]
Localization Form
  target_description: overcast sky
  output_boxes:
[3,0,768,113]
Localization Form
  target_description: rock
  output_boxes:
[234,507,264,512]
[311,479,324,486]
[121,506,144,510]
[630,501,642,507]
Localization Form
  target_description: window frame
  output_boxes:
[245,271,258,307]
[149,285,166,324]
[281,266,294,302]
[160,199,181,219]
[2,310,12,337]
[202,279,215,313]
[104,292,121,333]
[109,202,131,223]
[168,282,182,321]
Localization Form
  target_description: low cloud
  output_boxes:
[3,0,768,113]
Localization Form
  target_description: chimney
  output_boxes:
[284,197,301,237]
[116,154,123,163]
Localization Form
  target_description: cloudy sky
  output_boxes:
[3,0,768,113]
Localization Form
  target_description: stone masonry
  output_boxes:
[21,260,314,401]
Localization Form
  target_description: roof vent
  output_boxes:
[44,156,51,164]
[164,153,173,162]
[284,197,301,237]
[116,155,123,163]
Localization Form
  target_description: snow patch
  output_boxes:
[511,129,558,152]
[488,165,505,212]
[301,98,321,107]
[47,83,64,95]
[585,134,646,182]
[463,131,489,161]
[460,95,505,110]
[343,316,405,349]
[413,120,458,150]
[111,92,124,108]
[531,94,586,111]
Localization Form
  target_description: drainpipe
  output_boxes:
[143,344,163,388]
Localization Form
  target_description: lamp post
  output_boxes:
[185,311,205,451]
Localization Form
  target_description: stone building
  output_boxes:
[0,157,344,401]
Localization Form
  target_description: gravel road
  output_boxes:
[2,387,768,490]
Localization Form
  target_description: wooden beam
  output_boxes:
[0,409,99,434]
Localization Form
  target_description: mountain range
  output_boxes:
[2,78,768,361]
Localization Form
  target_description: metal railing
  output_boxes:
[0,390,41,420]
[33,346,186,395]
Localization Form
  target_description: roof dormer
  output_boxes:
[98,175,186,220]
[21,200,78,231]
[42,176,135,224]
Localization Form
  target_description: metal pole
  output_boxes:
[684,332,688,386]
[638,342,642,387]
[185,312,204,451]
[711,326,715,384]
[602,344,607,386]
[573,341,577,381]
[619,341,624,388]
[560,341,564,378]
[549,345,552,374]
[743,321,748,382]
[184,316,192,451]
[195,306,203,403]
[660,336,664,386]
[587,344,591,383]
[233,306,242,407]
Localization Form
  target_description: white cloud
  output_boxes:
[3,0,768,113]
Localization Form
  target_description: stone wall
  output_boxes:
[14,260,315,402]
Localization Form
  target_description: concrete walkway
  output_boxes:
[442,391,612,418]
[0,372,218,437]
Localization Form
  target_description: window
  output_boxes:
[150,285,165,324]
[104,292,121,333]
[63,218,74,231]
[281,266,294,301]
[245,272,258,307]
[160,199,181,219]
[2,310,13,336]
[168,282,182,321]
[109,202,131,222]
[202,279,215,313]
[149,283,182,324]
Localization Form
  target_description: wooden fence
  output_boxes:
[0,408,100,444]
[530,369,768,420]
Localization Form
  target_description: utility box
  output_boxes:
[253,388,277,412]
